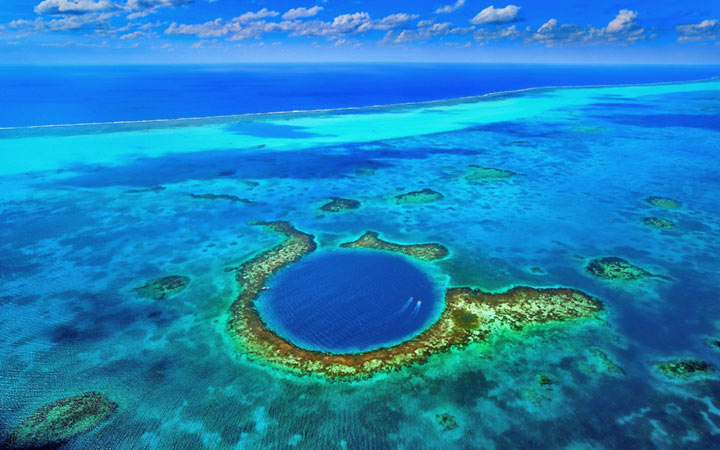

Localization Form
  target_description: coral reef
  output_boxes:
[355,167,376,176]
[340,231,449,261]
[188,193,254,204]
[125,186,166,193]
[134,275,190,300]
[435,413,458,431]
[585,257,658,281]
[706,338,720,352]
[644,196,681,209]
[228,226,604,378]
[395,188,444,204]
[4,392,116,448]
[465,165,518,182]
[538,374,554,385]
[569,126,607,133]
[642,217,677,230]
[319,197,361,213]
[590,348,625,375]
[654,359,714,379]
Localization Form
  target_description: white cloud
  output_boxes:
[40,40,110,47]
[330,12,373,33]
[676,19,720,42]
[165,18,228,37]
[373,13,419,30]
[389,21,473,43]
[119,30,155,39]
[471,5,520,25]
[528,10,649,46]
[435,0,465,14]
[10,12,113,31]
[165,11,417,42]
[600,9,646,42]
[282,6,323,20]
[33,0,195,21]
[124,0,193,10]
[34,0,116,15]
[191,39,221,48]
[127,10,154,19]
[529,18,586,45]
[606,9,636,33]
[235,8,279,22]
[474,24,522,42]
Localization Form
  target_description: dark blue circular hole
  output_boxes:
[256,250,442,354]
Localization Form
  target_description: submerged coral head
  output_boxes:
[134,275,190,299]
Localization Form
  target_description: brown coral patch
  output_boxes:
[5,392,117,448]
[320,197,361,212]
[394,188,444,204]
[134,275,190,300]
[188,193,254,204]
[340,231,449,261]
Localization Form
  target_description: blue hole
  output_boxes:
[256,250,442,354]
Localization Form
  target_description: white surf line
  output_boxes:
[0,77,717,131]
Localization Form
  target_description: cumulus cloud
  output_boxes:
[474,24,522,42]
[387,20,473,43]
[528,10,649,46]
[124,0,193,10]
[282,6,323,20]
[529,18,586,45]
[606,9,635,33]
[676,19,720,42]
[33,0,194,19]
[34,0,116,15]
[119,30,155,39]
[600,9,646,42]
[165,18,228,38]
[165,11,416,41]
[373,13,419,30]
[235,8,278,22]
[435,0,465,14]
[10,12,114,31]
[471,5,520,25]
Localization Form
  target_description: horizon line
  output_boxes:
[3,76,717,132]
[3,61,720,67]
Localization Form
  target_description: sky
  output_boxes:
[0,0,719,64]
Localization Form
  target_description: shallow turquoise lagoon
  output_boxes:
[1,80,720,448]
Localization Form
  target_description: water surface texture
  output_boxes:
[257,251,440,353]
[1,77,720,449]
[2,64,720,127]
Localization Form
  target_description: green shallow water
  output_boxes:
[0,79,719,449]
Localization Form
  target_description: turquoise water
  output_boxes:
[1,79,720,448]
[256,251,441,354]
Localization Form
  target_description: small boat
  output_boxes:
[261,286,270,290]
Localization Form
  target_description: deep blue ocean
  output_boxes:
[257,251,440,353]
[1,64,719,127]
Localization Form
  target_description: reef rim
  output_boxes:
[228,222,605,379]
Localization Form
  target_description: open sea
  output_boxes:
[1,64,719,449]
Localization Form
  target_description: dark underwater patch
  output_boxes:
[469,120,564,138]
[48,144,479,188]
[225,121,329,138]
[588,102,653,109]
[595,112,720,131]
[45,290,171,345]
